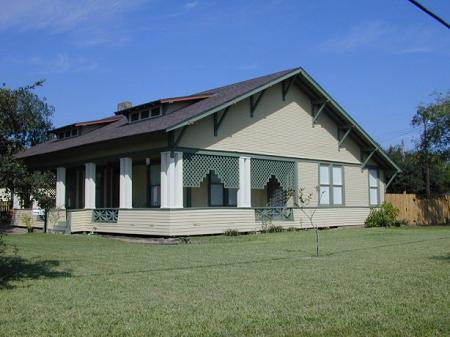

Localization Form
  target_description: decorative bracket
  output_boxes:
[361,148,377,169]
[312,100,329,125]
[385,170,399,191]
[213,107,230,136]
[338,126,353,149]
[249,90,265,117]
[168,126,188,157]
[281,76,296,101]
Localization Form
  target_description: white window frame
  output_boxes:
[319,164,344,206]
[368,168,380,206]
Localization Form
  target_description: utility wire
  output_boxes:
[407,0,450,29]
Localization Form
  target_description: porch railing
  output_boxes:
[92,209,119,223]
[255,207,294,222]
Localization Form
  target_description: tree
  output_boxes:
[411,91,450,197]
[385,145,450,195]
[0,81,54,229]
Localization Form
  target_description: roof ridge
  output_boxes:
[195,67,301,95]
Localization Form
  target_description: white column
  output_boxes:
[160,151,183,208]
[84,162,96,209]
[238,156,251,207]
[56,167,66,209]
[12,191,21,209]
[120,157,133,209]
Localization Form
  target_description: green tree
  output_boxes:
[0,81,54,230]
[411,91,450,197]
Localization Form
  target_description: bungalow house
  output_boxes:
[14,67,400,235]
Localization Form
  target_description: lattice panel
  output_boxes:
[183,153,239,188]
[92,209,118,223]
[251,159,296,190]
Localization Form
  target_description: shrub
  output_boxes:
[287,227,297,232]
[265,225,284,233]
[21,213,33,233]
[224,229,239,236]
[365,202,400,227]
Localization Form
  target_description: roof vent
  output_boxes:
[117,101,133,111]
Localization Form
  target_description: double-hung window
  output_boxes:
[149,164,161,207]
[209,172,237,207]
[319,164,343,205]
[369,169,379,205]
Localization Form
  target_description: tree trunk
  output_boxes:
[43,210,48,233]
[425,160,431,199]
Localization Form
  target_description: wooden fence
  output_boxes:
[385,194,450,225]
[0,200,10,212]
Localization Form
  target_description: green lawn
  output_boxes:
[1,227,449,337]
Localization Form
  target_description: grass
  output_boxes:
[0,227,449,337]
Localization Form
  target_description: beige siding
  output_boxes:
[345,166,369,207]
[98,210,171,236]
[292,207,369,228]
[251,189,266,207]
[68,209,93,232]
[169,208,256,235]
[132,165,148,208]
[189,179,208,207]
[12,209,44,228]
[180,83,361,164]
[298,161,319,206]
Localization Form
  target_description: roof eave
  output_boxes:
[165,68,303,132]
[297,69,401,172]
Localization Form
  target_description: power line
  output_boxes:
[407,0,450,29]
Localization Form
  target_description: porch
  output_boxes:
[13,150,369,235]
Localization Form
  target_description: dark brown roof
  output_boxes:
[17,68,299,159]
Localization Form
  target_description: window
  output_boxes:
[369,169,379,205]
[319,164,343,205]
[151,107,161,117]
[71,129,78,137]
[208,171,237,207]
[141,110,149,119]
[149,164,161,207]
[65,130,71,138]
[130,112,139,122]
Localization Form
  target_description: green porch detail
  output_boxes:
[183,153,239,188]
[251,159,296,190]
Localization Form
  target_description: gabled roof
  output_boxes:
[16,67,400,172]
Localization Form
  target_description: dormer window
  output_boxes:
[57,127,79,140]
[151,107,160,117]
[141,110,149,119]
[128,106,161,122]
[130,113,139,122]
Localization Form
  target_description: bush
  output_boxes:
[224,229,239,236]
[265,225,284,233]
[21,213,33,233]
[365,202,400,227]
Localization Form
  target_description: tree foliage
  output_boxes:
[0,81,54,207]
[386,92,450,195]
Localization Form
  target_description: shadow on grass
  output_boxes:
[429,253,450,262]
[0,256,71,289]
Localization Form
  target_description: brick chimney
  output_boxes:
[117,101,133,111]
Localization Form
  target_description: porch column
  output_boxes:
[84,162,96,209]
[56,167,66,209]
[12,191,21,209]
[238,156,251,207]
[120,157,133,209]
[161,151,183,208]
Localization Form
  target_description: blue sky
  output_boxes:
[1,0,449,149]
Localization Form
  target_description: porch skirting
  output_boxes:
[12,207,371,236]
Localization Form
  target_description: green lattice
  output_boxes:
[251,159,296,190]
[183,153,239,188]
